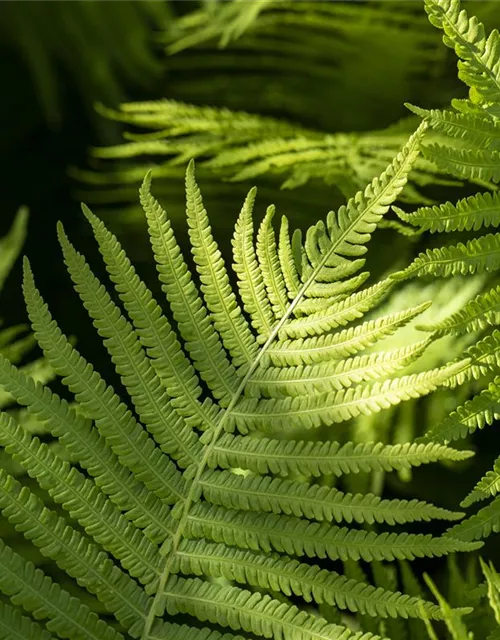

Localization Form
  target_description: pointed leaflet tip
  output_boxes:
[187,158,196,176]
[80,203,97,225]
[141,169,153,193]
[404,102,427,118]
[22,254,32,274]
[56,221,70,250]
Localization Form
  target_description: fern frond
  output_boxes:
[302,122,426,282]
[232,187,275,336]
[257,205,289,320]
[462,457,500,507]
[246,339,432,397]
[0,353,170,542]
[267,302,432,366]
[421,377,500,443]
[230,365,463,432]
[3,132,483,639]
[91,101,437,208]
[22,260,186,506]
[422,143,500,183]
[0,468,153,633]
[409,103,500,153]
[278,215,301,300]
[185,161,259,366]
[56,224,191,492]
[279,279,394,340]
[0,603,54,640]
[0,537,122,640]
[81,202,207,455]
[140,172,239,404]
[442,331,500,387]
[209,435,474,478]
[424,0,500,105]
[300,273,370,307]
[0,411,161,587]
[446,495,500,542]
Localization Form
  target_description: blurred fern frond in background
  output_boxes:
[0,1,170,133]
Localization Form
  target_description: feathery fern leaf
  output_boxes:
[0,134,482,640]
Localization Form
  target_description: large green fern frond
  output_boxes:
[0,129,484,640]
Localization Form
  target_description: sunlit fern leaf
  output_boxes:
[412,0,500,183]
[207,435,474,478]
[408,104,500,150]
[421,376,500,444]
[173,540,444,619]
[463,457,500,507]
[417,284,500,336]
[394,191,500,233]
[424,0,500,107]
[405,0,500,556]
[0,129,483,640]
[392,234,500,281]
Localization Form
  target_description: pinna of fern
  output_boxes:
[0,124,486,640]
[0,207,53,479]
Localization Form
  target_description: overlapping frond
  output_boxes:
[0,134,482,640]
[78,0,453,214]
[410,0,500,184]
[407,0,500,551]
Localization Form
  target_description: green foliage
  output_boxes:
[388,0,500,547]
[0,2,169,130]
[0,208,52,413]
[420,558,500,640]
[0,131,484,639]
[87,103,452,207]
[409,0,500,184]
[77,0,466,235]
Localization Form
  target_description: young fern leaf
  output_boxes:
[0,126,480,640]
